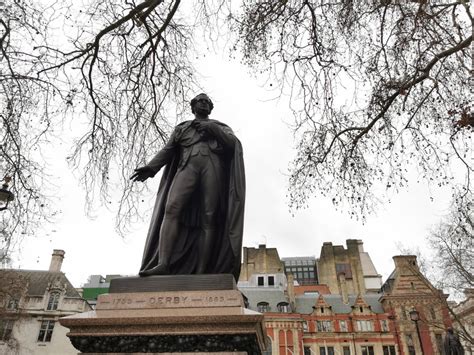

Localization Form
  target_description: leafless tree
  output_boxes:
[0,0,63,259]
[35,0,205,232]
[230,0,473,218]
[398,195,473,346]
[1,0,205,248]
[429,196,473,295]
[1,1,473,259]
[0,270,29,352]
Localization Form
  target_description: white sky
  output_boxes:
[12,50,453,289]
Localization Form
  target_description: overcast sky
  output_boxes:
[11,48,454,289]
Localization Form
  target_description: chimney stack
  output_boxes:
[49,249,65,272]
[393,255,419,272]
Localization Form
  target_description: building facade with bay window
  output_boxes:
[0,250,91,355]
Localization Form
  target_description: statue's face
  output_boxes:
[192,94,212,115]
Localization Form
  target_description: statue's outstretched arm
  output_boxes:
[131,128,179,182]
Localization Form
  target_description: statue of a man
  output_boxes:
[131,93,245,280]
[444,328,465,355]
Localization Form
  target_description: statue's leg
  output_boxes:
[150,166,199,275]
[196,156,224,274]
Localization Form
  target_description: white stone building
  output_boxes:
[452,289,474,355]
[0,249,90,355]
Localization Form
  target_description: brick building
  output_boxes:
[239,242,455,355]
[381,256,453,355]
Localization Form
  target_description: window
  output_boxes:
[406,334,416,355]
[47,292,60,311]
[335,263,352,278]
[268,276,275,286]
[257,302,270,313]
[277,302,290,313]
[383,345,396,355]
[304,346,312,355]
[380,319,389,332]
[401,306,407,320]
[343,346,351,355]
[339,320,348,332]
[37,320,55,342]
[316,320,332,332]
[257,276,264,286]
[435,334,443,354]
[319,347,334,355]
[6,297,19,310]
[361,345,374,355]
[0,320,13,341]
[356,320,373,332]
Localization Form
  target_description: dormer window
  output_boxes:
[7,297,19,310]
[277,302,290,313]
[257,302,270,313]
[47,292,60,311]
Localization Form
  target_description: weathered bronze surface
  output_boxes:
[131,94,245,280]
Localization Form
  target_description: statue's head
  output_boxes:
[447,327,454,334]
[190,93,214,115]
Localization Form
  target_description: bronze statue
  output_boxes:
[444,328,465,355]
[131,93,245,280]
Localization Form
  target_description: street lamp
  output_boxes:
[409,309,425,355]
[0,177,14,211]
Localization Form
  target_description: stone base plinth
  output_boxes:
[61,275,265,354]
[84,353,246,355]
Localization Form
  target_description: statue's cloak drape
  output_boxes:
[139,121,245,280]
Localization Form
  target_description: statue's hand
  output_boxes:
[193,120,215,134]
[130,166,155,182]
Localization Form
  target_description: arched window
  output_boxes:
[277,302,290,313]
[257,302,270,313]
[46,292,60,311]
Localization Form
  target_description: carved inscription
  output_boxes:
[206,296,225,303]
[102,293,233,309]
[148,296,188,305]
[97,291,243,310]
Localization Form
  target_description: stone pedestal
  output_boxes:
[60,275,266,354]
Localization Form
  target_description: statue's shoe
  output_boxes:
[139,263,170,276]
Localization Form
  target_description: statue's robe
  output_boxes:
[139,119,245,280]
